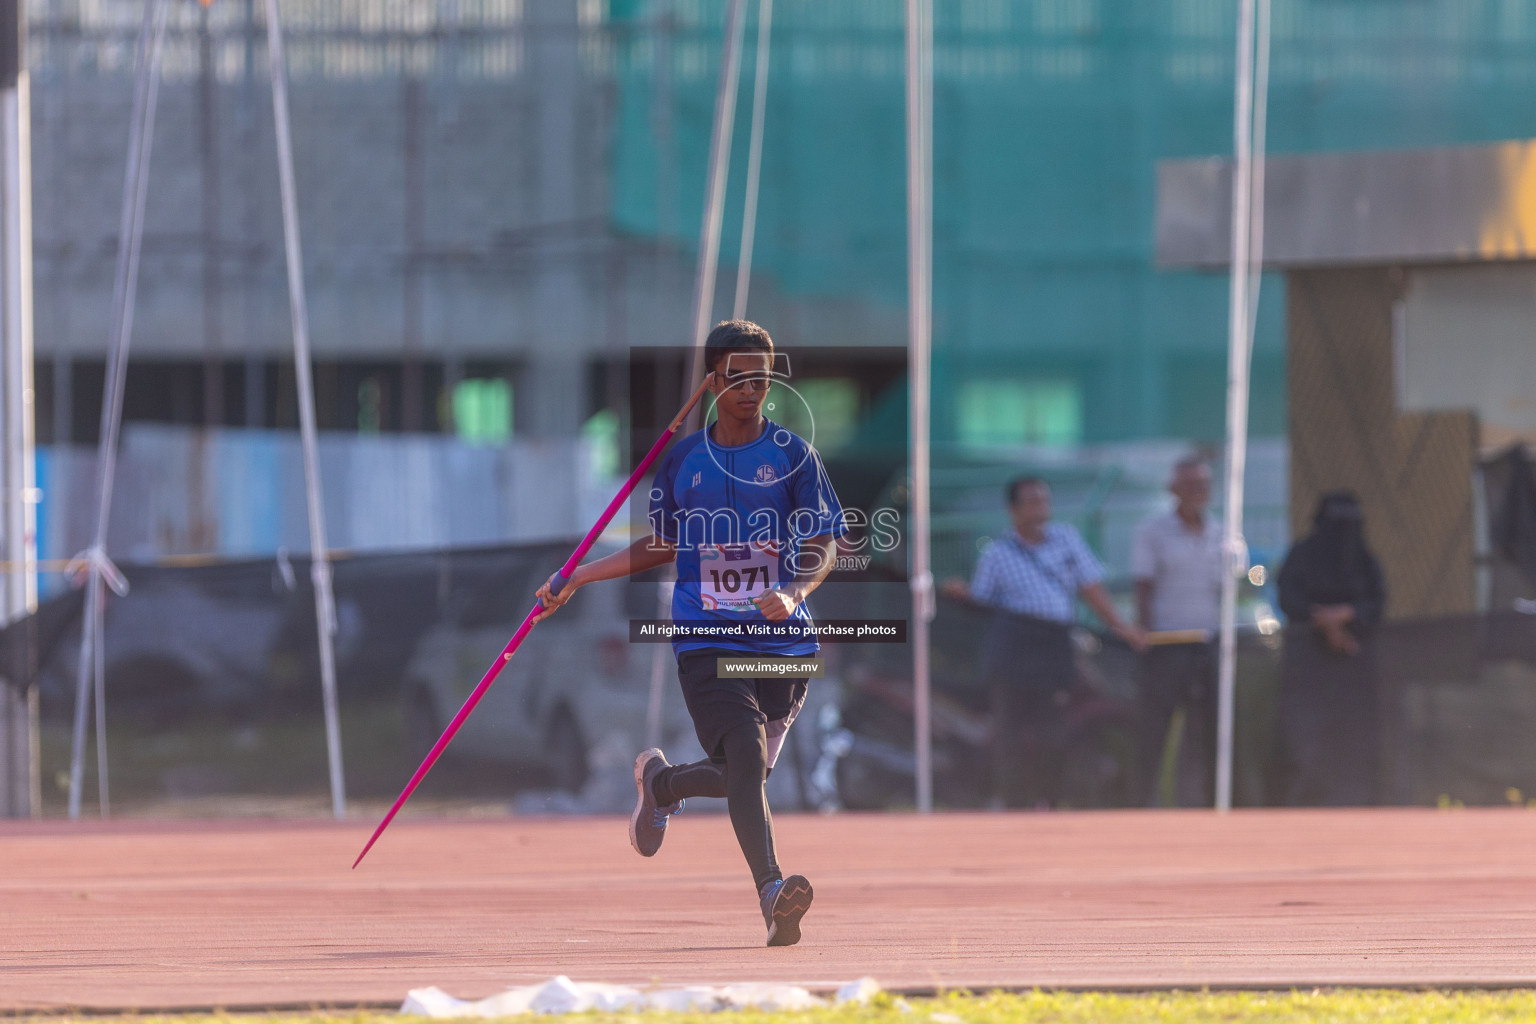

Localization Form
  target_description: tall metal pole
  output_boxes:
[1216,0,1266,813]
[240,0,263,428]
[905,0,934,812]
[198,1,223,431]
[401,74,424,432]
[266,0,346,819]
[646,0,750,747]
[0,0,37,818]
[1247,0,1271,349]
[68,0,169,820]
[682,0,746,427]
[732,0,771,321]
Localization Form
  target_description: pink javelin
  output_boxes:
[353,375,715,868]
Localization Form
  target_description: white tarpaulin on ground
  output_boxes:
[401,975,882,1016]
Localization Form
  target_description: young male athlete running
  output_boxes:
[534,320,844,947]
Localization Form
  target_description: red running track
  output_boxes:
[4,808,1536,1011]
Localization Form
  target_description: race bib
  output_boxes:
[699,541,780,611]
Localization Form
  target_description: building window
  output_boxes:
[581,408,621,478]
[453,378,513,443]
[958,377,1081,447]
[358,377,384,434]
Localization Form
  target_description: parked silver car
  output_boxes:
[36,564,292,725]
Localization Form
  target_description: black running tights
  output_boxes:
[652,723,780,892]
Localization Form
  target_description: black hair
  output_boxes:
[1173,454,1209,476]
[704,320,774,375]
[1313,489,1364,526]
[1005,476,1047,506]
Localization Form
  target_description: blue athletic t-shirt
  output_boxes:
[649,419,846,656]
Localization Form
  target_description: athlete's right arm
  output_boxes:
[532,532,677,622]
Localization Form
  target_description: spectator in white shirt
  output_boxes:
[1130,456,1224,807]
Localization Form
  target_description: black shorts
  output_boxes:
[676,646,810,767]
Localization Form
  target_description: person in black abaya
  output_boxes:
[1275,491,1386,806]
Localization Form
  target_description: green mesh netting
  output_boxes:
[607,0,1536,445]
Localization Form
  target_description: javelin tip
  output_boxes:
[353,823,386,868]
[353,793,407,868]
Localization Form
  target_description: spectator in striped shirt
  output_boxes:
[945,477,1143,806]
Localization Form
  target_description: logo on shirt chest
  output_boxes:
[691,471,702,488]
[754,464,776,484]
